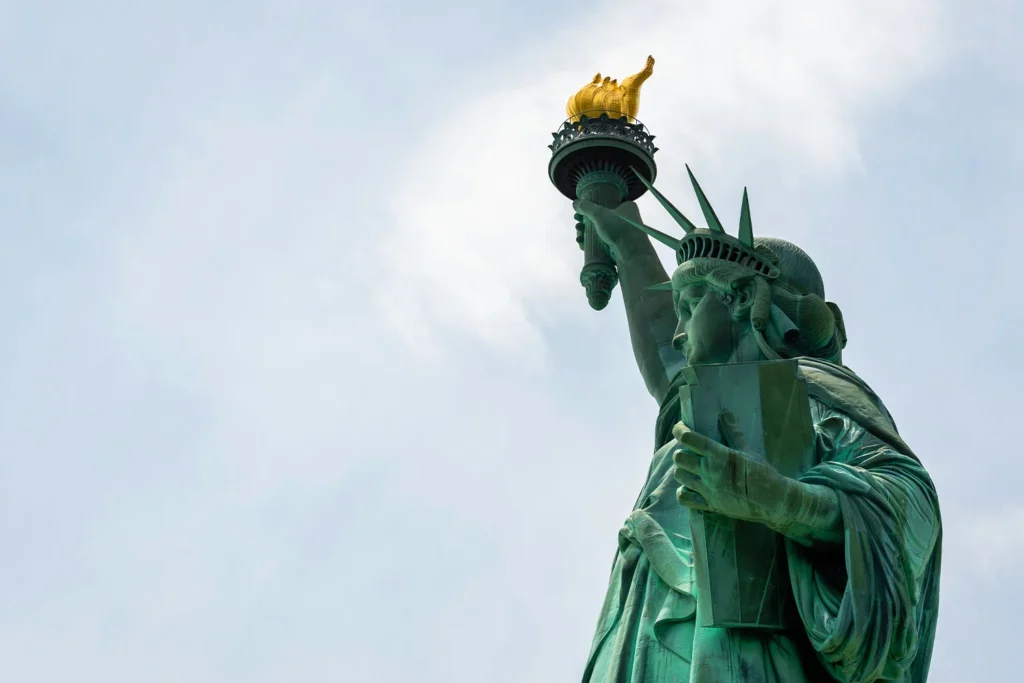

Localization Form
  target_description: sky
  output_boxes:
[0,0,1022,681]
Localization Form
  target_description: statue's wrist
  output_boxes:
[768,480,843,547]
[613,235,660,268]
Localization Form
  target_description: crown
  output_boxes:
[616,166,785,291]
[566,56,655,123]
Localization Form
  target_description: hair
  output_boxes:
[671,257,845,363]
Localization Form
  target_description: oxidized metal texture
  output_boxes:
[676,230,781,277]
[548,113,658,158]
[580,265,617,311]
[547,113,659,203]
[554,59,941,683]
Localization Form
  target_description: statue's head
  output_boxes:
[622,167,847,366]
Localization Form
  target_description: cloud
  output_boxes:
[382,0,943,359]
[947,504,1024,579]
[5,1,1017,681]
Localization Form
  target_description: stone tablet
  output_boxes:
[678,358,816,630]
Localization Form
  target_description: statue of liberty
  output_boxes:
[569,168,943,682]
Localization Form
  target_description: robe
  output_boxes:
[582,358,942,683]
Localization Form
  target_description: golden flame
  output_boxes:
[566,55,654,123]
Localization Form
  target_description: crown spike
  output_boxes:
[629,167,698,233]
[685,165,725,234]
[616,211,682,250]
[646,281,673,291]
[738,187,753,246]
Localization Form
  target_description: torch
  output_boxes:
[548,56,659,310]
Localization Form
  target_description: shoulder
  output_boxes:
[798,358,917,460]
[809,398,885,457]
[798,358,896,431]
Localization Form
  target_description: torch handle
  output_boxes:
[576,173,626,311]
[580,219,617,310]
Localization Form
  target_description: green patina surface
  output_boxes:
[563,169,941,682]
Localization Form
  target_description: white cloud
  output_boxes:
[109,88,373,487]
[947,504,1024,579]
[6,1,1020,681]
[383,0,942,359]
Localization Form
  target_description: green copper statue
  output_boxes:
[567,169,943,682]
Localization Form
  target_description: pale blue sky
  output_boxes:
[0,1,1021,681]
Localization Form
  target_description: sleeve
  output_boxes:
[785,401,941,683]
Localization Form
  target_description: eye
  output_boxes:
[678,295,700,316]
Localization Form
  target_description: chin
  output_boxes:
[684,348,731,367]
[684,351,708,367]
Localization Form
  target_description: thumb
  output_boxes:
[572,198,615,224]
[613,200,643,224]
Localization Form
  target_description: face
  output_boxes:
[672,282,746,366]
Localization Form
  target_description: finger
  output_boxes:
[671,421,689,442]
[677,486,710,510]
[676,426,732,460]
[673,467,703,490]
[573,212,586,250]
[672,447,703,473]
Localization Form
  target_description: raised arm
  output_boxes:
[572,200,682,403]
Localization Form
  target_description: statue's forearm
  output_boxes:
[770,481,844,547]
[615,237,680,404]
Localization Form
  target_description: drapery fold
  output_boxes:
[787,410,941,683]
[584,360,941,683]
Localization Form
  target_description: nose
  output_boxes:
[672,331,688,352]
